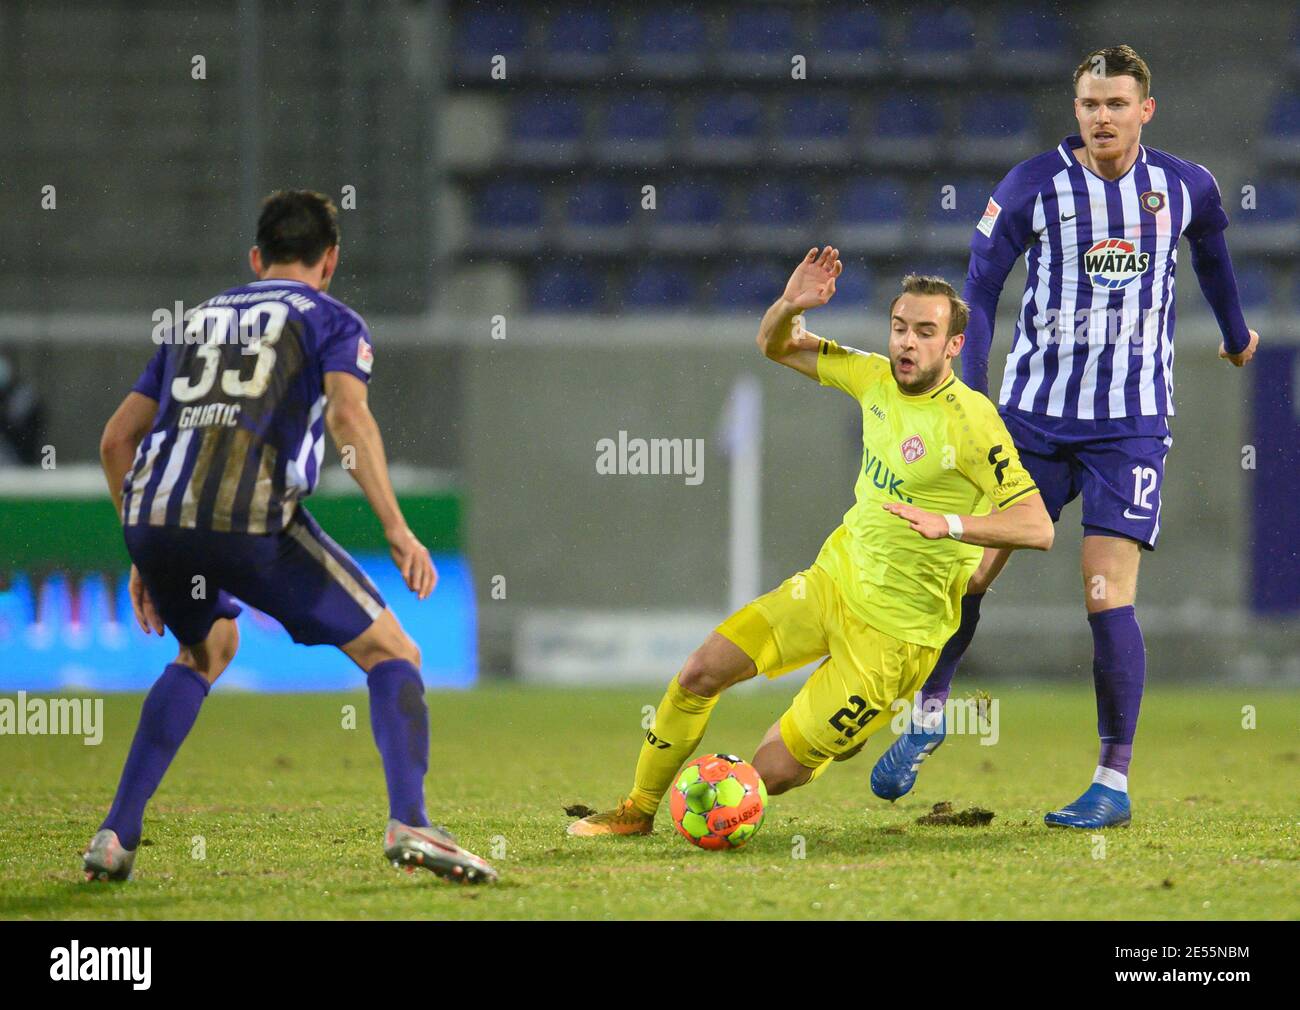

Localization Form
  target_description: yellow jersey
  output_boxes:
[813,339,1038,649]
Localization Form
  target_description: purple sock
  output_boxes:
[1088,605,1145,777]
[367,659,429,827]
[100,663,210,850]
[919,592,985,710]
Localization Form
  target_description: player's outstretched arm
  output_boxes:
[756,245,842,379]
[882,493,1054,552]
[323,371,437,599]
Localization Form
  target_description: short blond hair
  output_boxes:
[888,275,969,337]
[1073,45,1151,100]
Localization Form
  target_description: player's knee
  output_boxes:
[382,632,421,670]
[678,650,731,697]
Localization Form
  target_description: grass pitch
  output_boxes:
[2,684,1296,920]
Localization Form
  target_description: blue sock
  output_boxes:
[367,659,429,827]
[100,663,210,850]
[1089,605,1145,781]
[919,592,985,710]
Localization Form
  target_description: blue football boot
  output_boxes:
[870,712,946,801]
[1044,782,1131,828]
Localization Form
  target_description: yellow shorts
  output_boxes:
[715,564,941,773]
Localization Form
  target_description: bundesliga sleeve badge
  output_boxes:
[976,197,1002,237]
[356,336,374,374]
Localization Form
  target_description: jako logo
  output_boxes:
[49,942,151,990]
[1083,238,1150,290]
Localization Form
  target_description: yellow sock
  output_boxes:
[628,675,719,815]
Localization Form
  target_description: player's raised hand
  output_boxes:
[1219,328,1259,367]
[386,525,438,600]
[782,246,842,312]
[128,564,164,635]
[881,502,950,540]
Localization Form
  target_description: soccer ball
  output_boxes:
[670,753,767,850]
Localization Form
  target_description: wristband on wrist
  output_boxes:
[944,514,964,541]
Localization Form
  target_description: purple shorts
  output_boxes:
[1000,407,1173,550]
[123,505,386,647]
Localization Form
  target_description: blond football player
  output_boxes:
[569,247,1054,836]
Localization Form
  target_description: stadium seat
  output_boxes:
[1261,93,1300,166]
[645,180,727,254]
[596,93,673,167]
[958,93,1038,167]
[559,179,634,253]
[920,176,999,253]
[686,93,765,165]
[509,94,585,166]
[996,9,1070,79]
[624,263,696,312]
[898,7,975,78]
[837,176,910,253]
[532,262,602,312]
[454,10,530,80]
[863,92,943,166]
[814,6,886,78]
[630,8,707,78]
[1231,177,1300,255]
[474,180,545,253]
[541,8,615,79]
[1232,261,1273,312]
[721,7,799,78]
[712,259,790,311]
[774,94,853,164]
[828,258,873,311]
[735,181,816,253]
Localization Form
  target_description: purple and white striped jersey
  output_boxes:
[970,134,1229,421]
[122,279,374,534]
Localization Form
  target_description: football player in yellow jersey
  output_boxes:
[568,247,1055,837]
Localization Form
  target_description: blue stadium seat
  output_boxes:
[1232,261,1273,311]
[899,7,975,78]
[509,95,585,166]
[646,180,727,253]
[560,179,634,252]
[722,7,798,77]
[837,176,910,253]
[736,181,815,252]
[454,10,530,80]
[532,262,602,312]
[997,9,1069,79]
[541,8,615,79]
[631,8,707,78]
[774,94,853,164]
[815,6,885,77]
[0,573,35,648]
[597,93,673,167]
[687,93,764,165]
[863,92,943,166]
[1262,93,1300,166]
[958,93,1037,166]
[828,259,873,311]
[920,175,998,253]
[1232,178,1300,255]
[624,263,695,311]
[474,180,545,253]
[712,259,790,311]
